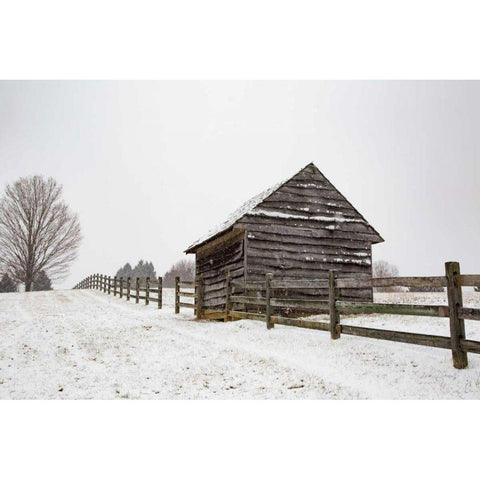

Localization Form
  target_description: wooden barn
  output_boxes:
[185,163,383,314]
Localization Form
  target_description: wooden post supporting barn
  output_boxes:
[266,273,273,329]
[196,274,204,320]
[329,270,340,339]
[225,271,232,322]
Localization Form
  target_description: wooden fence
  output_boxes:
[74,262,480,369]
[174,261,480,369]
[173,275,226,320]
[73,273,163,308]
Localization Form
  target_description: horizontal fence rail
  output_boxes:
[74,260,480,370]
[187,261,480,369]
[73,273,163,309]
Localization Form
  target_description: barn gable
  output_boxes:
[185,163,383,254]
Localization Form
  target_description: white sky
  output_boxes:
[1,81,479,288]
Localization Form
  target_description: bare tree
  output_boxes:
[163,259,195,287]
[0,176,81,291]
[373,260,400,293]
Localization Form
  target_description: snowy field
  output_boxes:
[1,288,480,399]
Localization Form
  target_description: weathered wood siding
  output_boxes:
[195,229,245,310]
[236,165,374,302]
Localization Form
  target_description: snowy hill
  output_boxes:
[1,289,480,399]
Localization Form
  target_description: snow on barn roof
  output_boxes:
[184,166,302,253]
[185,162,383,253]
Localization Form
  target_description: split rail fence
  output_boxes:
[74,261,480,369]
[74,273,163,308]
[174,261,480,369]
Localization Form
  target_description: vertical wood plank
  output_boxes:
[196,274,204,320]
[158,276,162,309]
[114,277,117,296]
[175,276,180,314]
[445,261,468,368]
[108,276,111,295]
[126,277,131,301]
[146,277,150,305]
[266,273,273,329]
[225,271,232,322]
[329,270,340,339]
[120,277,123,299]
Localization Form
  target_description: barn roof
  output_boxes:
[185,163,383,253]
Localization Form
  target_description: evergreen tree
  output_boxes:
[114,260,156,280]
[132,259,156,279]
[32,270,53,291]
[0,273,17,293]
[115,262,133,279]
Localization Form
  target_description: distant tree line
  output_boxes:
[115,260,156,280]
[112,258,195,288]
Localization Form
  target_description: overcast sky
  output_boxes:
[1,81,479,288]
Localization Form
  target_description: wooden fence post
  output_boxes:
[445,261,468,369]
[146,277,150,305]
[103,275,107,293]
[108,276,111,295]
[266,273,273,329]
[136,277,140,304]
[126,277,131,301]
[120,277,123,299]
[114,277,117,296]
[175,276,180,314]
[196,274,204,320]
[225,271,232,322]
[158,277,162,309]
[329,270,341,339]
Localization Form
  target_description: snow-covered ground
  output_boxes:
[1,288,480,399]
